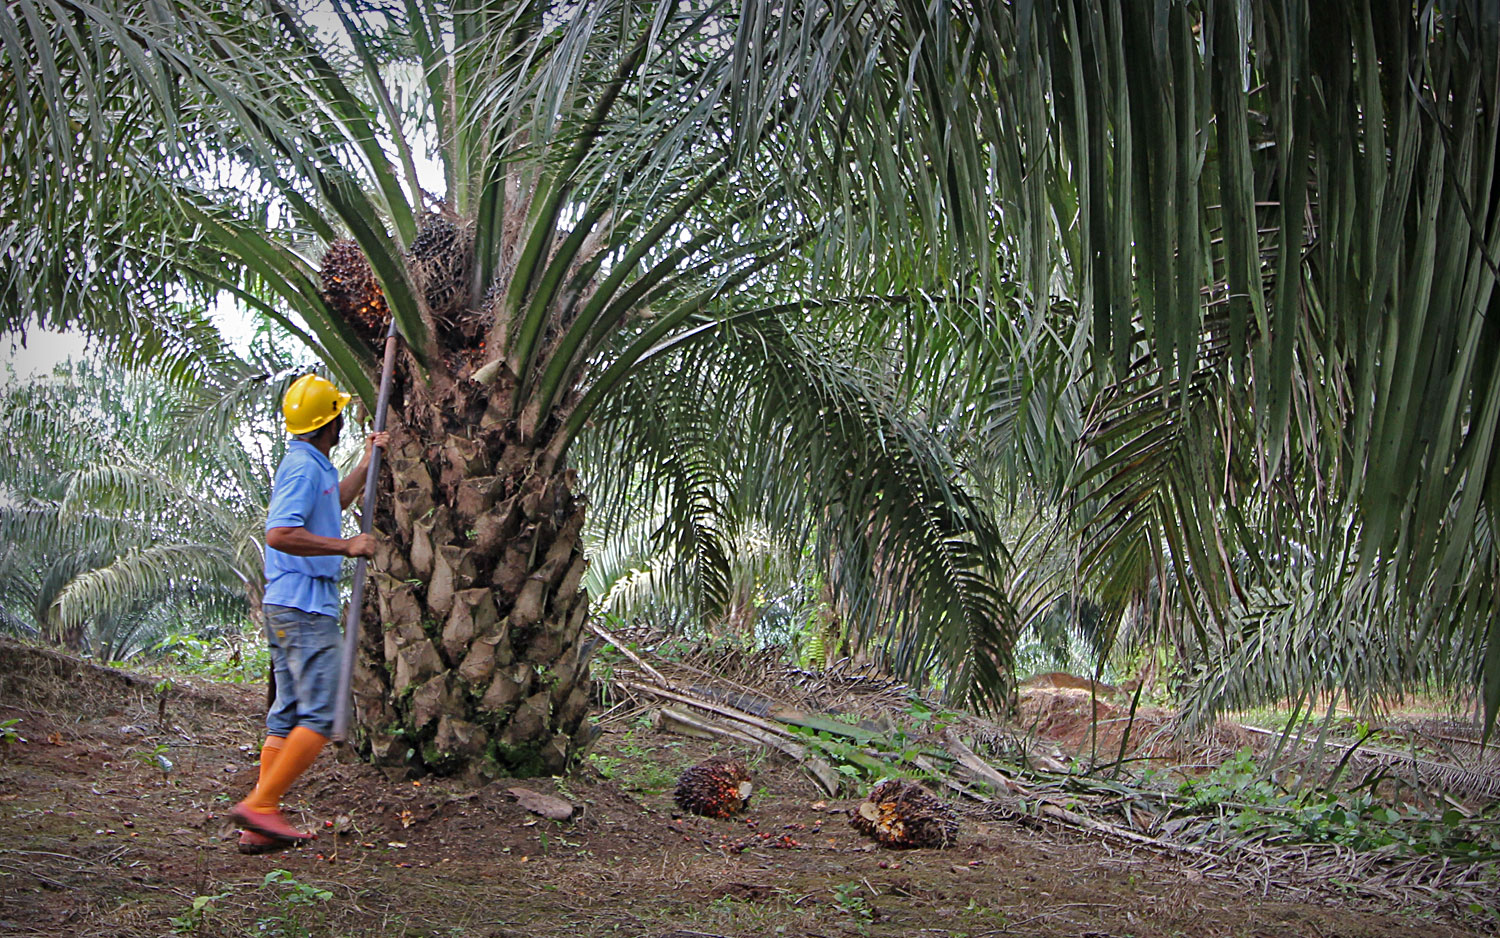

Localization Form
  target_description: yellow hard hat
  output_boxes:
[283,374,351,435]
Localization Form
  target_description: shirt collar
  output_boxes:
[288,438,336,471]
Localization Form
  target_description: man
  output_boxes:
[230,373,386,853]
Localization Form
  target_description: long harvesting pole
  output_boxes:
[332,318,400,743]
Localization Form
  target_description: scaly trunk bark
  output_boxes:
[349,366,595,781]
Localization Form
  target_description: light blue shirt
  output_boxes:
[263,440,344,617]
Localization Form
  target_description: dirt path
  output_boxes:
[0,642,1491,937]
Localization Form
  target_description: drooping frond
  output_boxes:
[578,296,1015,706]
[896,2,1500,723]
[49,543,245,634]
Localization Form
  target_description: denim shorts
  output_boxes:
[263,603,342,738]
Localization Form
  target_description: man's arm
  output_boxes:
[266,527,375,558]
[339,431,390,509]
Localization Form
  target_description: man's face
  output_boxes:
[329,413,345,446]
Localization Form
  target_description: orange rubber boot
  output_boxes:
[238,737,286,854]
[257,736,286,784]
[231,727,327,843]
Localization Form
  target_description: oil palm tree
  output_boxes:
[0,352,277,660]
[939,1,1500,723]
[1,1,1015,778]
[12,0,1497,765]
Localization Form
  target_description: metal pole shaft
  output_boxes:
[332,319,400,743]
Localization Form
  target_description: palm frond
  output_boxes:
[0,349,267,652]
[49,543,245,635]
[579,296,1016,706]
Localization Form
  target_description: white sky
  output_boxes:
[1,300,264,388]
[0,328,88,382]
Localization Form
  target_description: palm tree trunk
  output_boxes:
[348,371,595,780]
[55,621,87,655]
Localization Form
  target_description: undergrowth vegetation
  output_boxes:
[1178,748,1500,861]
[586,719,687,795]
[154,629,271,685]
[170,870,334,938]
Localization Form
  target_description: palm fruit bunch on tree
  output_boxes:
[406,213,474,325]
[849,779,958,848]
[674,756,754,818]
[322,214,478,348]
[320,238,388,343]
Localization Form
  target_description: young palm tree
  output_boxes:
[1,1,1013,778]
[0,354,274,660]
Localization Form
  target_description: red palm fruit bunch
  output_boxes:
[849,779,958,849]
[320,238,388,339]
[674,756,754,818]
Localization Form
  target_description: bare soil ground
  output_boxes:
[0,641,1492,938]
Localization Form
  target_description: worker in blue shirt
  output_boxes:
[231,374,387,853]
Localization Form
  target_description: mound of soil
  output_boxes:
[0,640,1490,937]
[1017,681,1262,767]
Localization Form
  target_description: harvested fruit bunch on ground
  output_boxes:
[674,756,754,818]
[849,779,958,849]
[320,238,388,337]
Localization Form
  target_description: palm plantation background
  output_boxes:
[2,0,1497,782]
